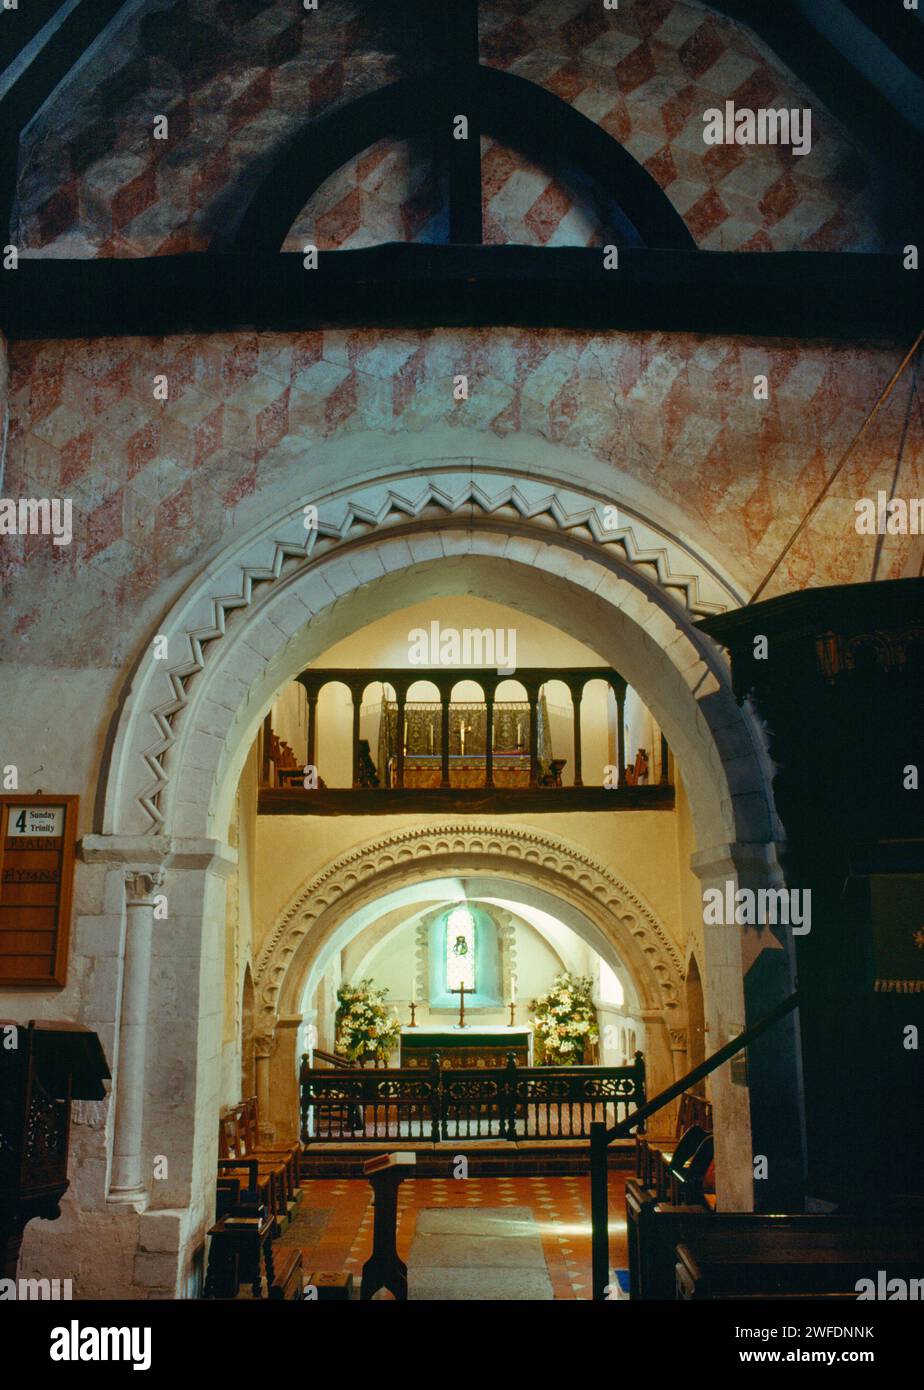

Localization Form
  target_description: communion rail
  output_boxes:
[300,1052,645,1144]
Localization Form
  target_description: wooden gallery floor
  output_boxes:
[275,1173,630,1300]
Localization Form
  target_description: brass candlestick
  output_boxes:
[408,1001,418,1028]
[508,1002,516,1026]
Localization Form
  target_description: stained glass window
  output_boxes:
[445,905,476,992]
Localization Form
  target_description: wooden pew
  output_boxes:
[238,1096,301,1205]
[636,1090,713,1197]
[269,1248,304,1300]
[627,1179,924,1301]
[218,1113,288,1230]
[675,1228,924,1300]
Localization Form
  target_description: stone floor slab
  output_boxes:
[408,1268,554,1301]
[409,1230,547,1269]
[415,1206,536,1237]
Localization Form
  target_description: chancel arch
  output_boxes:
[250,831,685,1141]
[86,456,798,1274]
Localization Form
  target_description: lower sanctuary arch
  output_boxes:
[253,825,687,1142]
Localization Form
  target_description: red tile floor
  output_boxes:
[283,1172,630,1299]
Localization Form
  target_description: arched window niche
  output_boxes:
[428,903,502,1010]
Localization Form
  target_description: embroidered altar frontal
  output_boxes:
[400,1031,531,1069]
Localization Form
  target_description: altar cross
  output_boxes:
[450,982,469,1028]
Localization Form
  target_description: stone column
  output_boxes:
[254,1031,274,1136]
[267,1015,302,1145]
[691,843,805,1213]
[668,1027,688,1081]
[109,868,165,1206]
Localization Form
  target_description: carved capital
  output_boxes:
[124,868,166,905]
[668,1028,688,1049]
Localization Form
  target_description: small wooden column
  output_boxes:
[615,684,627,787]
[261,712,272,785]
[484,694,495,788]
[571,688,584,787]
[395,687,407,789]
[305,690,318,774]
[350,686,362,788]
[527,687,540,787]
[439,690,451,788]
[360,1152,416,1300]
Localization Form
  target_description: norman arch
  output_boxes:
[252,824,687,1146]
[81,455,795,1273]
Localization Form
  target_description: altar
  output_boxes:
[400,1026,532,1069]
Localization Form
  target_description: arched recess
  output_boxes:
[216,70,695,254]
[686,952,707,1088]
[252,824,685,1139]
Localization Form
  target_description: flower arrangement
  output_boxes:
[530,972,599,1066]
[335,978,402,1063]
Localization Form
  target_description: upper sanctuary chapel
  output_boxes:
[0,0,922,1307]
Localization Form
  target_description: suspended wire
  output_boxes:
[748,327,924,604]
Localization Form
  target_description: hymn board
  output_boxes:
[0,794,78,986]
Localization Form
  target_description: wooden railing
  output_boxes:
[589,992,800,1300]
[310,1047,356,1070]
[258,664,675,814]
[300,1052,645,1145]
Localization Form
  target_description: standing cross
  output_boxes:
[450,982,469,1028]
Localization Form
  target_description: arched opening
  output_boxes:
[91,459,800,1293]
[686,953,707,1090]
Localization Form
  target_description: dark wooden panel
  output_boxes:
[257,785,676,815]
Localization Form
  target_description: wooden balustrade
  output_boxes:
[259,665,676,813]
[299,1052,645,1144]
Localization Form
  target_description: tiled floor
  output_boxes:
[279,1173,629,1300]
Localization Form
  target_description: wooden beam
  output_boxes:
[2,245,917,341]
[444,0,482,244]
[221,67,693,255]
[257,785,676,816]
[0,0,134,239]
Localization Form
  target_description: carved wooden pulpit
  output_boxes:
[0,1020,110,1280]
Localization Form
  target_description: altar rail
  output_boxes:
[299,1052,646,1144]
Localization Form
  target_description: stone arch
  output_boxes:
[89,455,794,1228]
[255,822,684,1032]
[253,822,687,1139]
[99,462,773,859]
